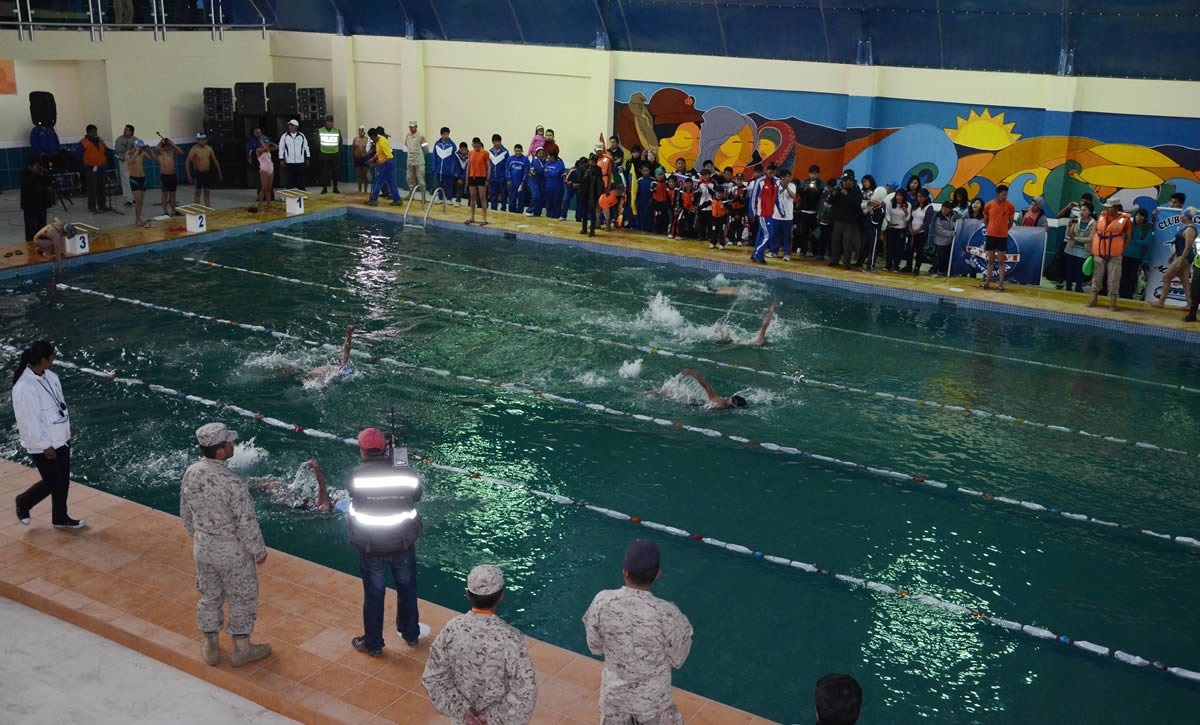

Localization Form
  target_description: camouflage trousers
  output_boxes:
[194,544,259,636]
[601,705,683,725]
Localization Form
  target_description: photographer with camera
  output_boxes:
[347,426,430,657]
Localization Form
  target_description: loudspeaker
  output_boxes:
[266,82,297,115]
[204,135,249,189]
[202,117,234,137]
[30,91,57,127]
[235,82,265,115]
[234,114,263,139]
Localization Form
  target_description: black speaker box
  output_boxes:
[30,91,57,127]
[267,82,296,101]
[235,82,264,98]
[236,97,266,115]
[202,117,235,137]
[234,114,263,138]
[267,99,297,116]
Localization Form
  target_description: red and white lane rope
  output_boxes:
[182,258,1199,460]
[3,342,1196,688]
[271,231,1200,395]
[53,283,1200,552]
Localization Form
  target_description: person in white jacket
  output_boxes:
[11,341,84,529]
[278,120,311,190]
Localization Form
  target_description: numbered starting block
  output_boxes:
[278,189,312,216]
[177,204,215,233]
[65,222,100,257]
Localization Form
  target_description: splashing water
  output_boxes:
[574,371,610,387]
[653,373,711,408]
[619,359,643,378]
[229,437,269,471]
[639,292,686,327]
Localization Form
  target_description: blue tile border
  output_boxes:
[350,208,1200,347]
[0,207,351,282]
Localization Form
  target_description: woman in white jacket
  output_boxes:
[884,189,912,272]
[12,341,84,529]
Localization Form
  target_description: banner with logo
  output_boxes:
[1144,206,1198,307]
[948,219,1046,285]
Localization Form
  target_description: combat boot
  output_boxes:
[231,634,272,667]
[201,631,220,666]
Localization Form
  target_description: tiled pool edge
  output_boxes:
[385,211,1200,346]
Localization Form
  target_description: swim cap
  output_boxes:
[729,395,748,408]
[134,139,146,147]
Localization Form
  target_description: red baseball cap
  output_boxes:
[357,428,387,454]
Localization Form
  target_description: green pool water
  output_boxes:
[2,215,1198,723]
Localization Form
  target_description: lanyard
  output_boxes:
[35,373,66,411]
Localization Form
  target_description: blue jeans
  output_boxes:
[370,160,398,204]
[359,547,419,650]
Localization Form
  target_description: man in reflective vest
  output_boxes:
[1090,199,1132,310]
[318,114,342,195]
[348,427,430,658]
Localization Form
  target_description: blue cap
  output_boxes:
[334,498,350,514]
[134,139,145,148]
[623,539,660,575]
[197,133,207,139]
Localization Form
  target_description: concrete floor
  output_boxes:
[0,596,296,725]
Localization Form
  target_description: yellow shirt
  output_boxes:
[375,136,393,163]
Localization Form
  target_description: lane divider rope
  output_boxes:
[53,282,1200,552]
[271,231,1200,394]
[180,258,1199,461]
[4,342,1196,688]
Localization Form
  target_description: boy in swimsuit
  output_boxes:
[306,325,358,382]
[654,369,748,410]
[33,218,76,274]
[353,126,370,193]
[125,139,156,228]
[711,300,778,347]
[155,134,185,218]
[186,134,224,207]
[249,459,349,514]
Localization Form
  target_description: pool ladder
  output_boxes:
[400,185,447,232]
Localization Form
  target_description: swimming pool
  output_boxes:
[2,213,1198,723]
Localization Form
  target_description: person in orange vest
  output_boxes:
[76,124,110,212]
[1090,199,1132,310]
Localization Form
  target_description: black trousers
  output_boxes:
[932,244,952,275]
[885,228,907,270]
[82,166,106,210]
[319,153,339,191]
[579,200,597,234]
[286,162,306,190]
[1189,268,1200,317]
[1119,256,1142,299]
[24,207,47,242]
[794,213,818,254]
[17,444,72,524]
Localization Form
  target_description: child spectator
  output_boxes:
[771,168,795,260]
[466,137,490,226]
[453,141,469,206]
[487,134,509,211]
[651,170,670,235]
[814,178,838,261]
[674,178,698,239]
[634,165,655,232]
[952,187,970,220]
[908,187,934,275]
[884,188,912,272]
[727,173,749,246]
[525,147,548,217]
[709,188,729,249]
[929,200,956,277]
[860,187,887,271]
[599,172,625,230]
[695,169,717,241]
[528,125,546,156]
[1022,196,1048,227]
[506,145,530,214]
[544,149,566,220]
[562,158,585,223]
[432,126,457,205]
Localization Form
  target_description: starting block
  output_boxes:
[177,204,215,233]
[278,189,312,216]
[65,222,99,256]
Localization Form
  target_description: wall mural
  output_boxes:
[614,82,1200,216]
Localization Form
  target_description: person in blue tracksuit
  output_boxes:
[525,147,548,217]
[453,141,469,206]
[563,158,585,222]
[747,163,783,263]
[487,134,509,211]
[506,145,530,214]
[634,165,655,232]
[543,150,566,220]
[431,126,457,204]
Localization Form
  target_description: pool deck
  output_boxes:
[2,190,1195,340]
[0,459,772,725]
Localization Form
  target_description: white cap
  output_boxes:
[288,119,299,126]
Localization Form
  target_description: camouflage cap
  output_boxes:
[467,564,504,596]
[196,422,237,447]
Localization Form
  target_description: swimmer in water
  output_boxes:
[250,459,348,514]
[654,368,747,409]
[712,300,777,347]
[305,325,357,381]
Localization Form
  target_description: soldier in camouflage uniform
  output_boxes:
[583,540,693,725]
[422,565,538,725]
[180,422,272,668]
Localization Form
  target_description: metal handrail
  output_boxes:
[401,184,429,229]
[419,187,448,231]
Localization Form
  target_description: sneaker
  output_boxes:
[524,211,534,216]
[389,201,403,206]
[749,256,765,265]
[123,201,133,207]
[766,252,777,258]
[352,636,382,657]
[15,497,29,526]
[719,244,726,249]
[365,200,378,206]
[709,243,717,249]
[401,622,432,647]
[783,255,791,261]
[52,518,86,529]
[929,273,940,278]
[320,188,328,194]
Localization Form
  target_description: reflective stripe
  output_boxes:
[319,128,340,154]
